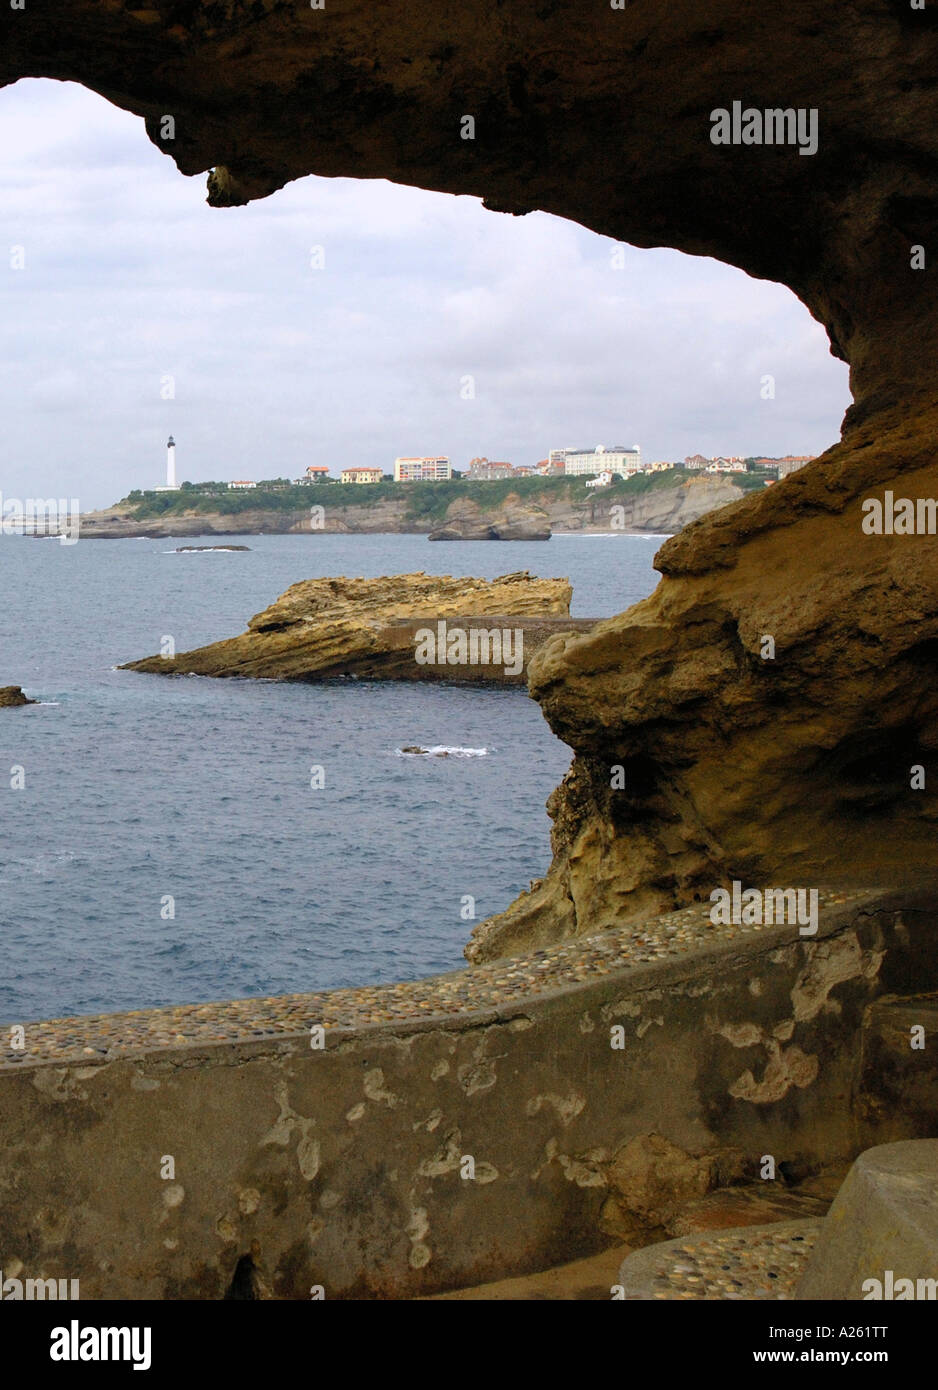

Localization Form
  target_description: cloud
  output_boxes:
[0,79,850,506]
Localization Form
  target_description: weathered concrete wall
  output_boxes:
[0,892,934,1299]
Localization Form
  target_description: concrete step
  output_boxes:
[668,1180,837,1236]
[424,1243,634,1300]
[796,1139,938,1300]
[424,1174,843,1300]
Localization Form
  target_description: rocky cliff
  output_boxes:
[466,429,938,960]
[122,571,587,684]
[5,2,938,961]
[428,498,552,541]
[77,477,744,540]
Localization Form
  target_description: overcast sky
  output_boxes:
[0,79,851,510]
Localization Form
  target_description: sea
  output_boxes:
[0,531,664,1021]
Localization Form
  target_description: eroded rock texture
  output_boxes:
[3,2,937,956]
[121,570,582,682]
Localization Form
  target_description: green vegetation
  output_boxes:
[733,470,775,491]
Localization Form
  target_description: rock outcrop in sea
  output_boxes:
[0,686,35,708]
[121,571,593,685]
[428,500,552,541]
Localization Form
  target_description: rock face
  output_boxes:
[121,571,590,684]
[466,434,938,961]
[77,477,739,540]
[0,686,35,708]
[580,477,746,535]
[75,502,428,539]
[4,5,938,959]
[429,498,552,541]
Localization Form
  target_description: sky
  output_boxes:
[0,79,852,510]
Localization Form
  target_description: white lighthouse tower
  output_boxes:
[155,435,180,492]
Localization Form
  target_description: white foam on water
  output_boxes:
[553,531,673,540]
[396,745,489,758]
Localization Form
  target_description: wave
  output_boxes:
[0,849,79,880]
[395,745,489,758]
[553,531,674,540]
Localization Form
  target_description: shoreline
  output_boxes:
[55,521,677,541]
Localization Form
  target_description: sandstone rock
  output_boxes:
[491,513,551,541]
[0,686,35,708]
[429,497,552,541]
[121,571,589,684]
[467,430,938,961]
[599,1134,744,1243]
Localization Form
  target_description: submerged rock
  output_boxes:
[174,545,250,552]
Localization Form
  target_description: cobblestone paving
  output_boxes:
[1,888,870,1069]
[619,1220,822,1299]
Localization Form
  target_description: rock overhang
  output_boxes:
[3,3,938,406]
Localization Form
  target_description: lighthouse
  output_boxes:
[167,435,177,488]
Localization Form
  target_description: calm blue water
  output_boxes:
[0,531,663,1020]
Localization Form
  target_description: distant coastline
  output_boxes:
[74,471,752,540]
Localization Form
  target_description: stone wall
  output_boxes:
[1,891,934,1299]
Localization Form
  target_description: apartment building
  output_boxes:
[394,456,452,482]
[776,456,814,478]
[562,444,641,478]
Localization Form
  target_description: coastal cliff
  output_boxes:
[76,475,745,540]
[428,498,552,541]
[121,570,589,685]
